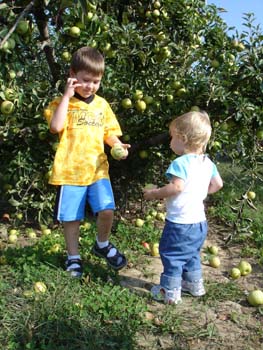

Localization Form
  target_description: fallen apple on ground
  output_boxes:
[34,281,47,293]
[230,267,241,279]
[135,218,144,227]
[207,245,219,255]
[150,242,160,257]
[8,234,18,244]
[247,290,263,306]
[238,260,252,276]
[208,256,220,268]
[142,241,150,250]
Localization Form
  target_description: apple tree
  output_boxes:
[0,0,262,223]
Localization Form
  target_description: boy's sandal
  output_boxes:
[65,258,83,278]
[92,242,127,270]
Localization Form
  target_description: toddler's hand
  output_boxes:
[143,188,157,200]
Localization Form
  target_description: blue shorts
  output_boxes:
[54,179,115,222]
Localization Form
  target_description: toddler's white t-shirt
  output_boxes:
[165,154,219,224]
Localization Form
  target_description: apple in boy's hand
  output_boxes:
[110,144,128,160]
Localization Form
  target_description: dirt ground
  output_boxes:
[119,221,263,350]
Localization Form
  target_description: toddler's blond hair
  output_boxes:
[170,111,212,153]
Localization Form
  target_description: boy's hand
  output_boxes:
[64,78,82,98]
[110,143,130,160]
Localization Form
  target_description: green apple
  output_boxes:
[139,150,148,159]
[176,87,187,97]
[9,229,18,235]
[238,260,252,276]
[41,228,51,235]
[27,230,37,239]
[144,95,154,105]
[152,9,160,17]
[135,218,145,227]
[4,88,16,101]
[110,144,128,160]
[209,256,220,268]
[69,26,81,38]
[122,134,130,142]
[121,98,133,109]
[8,234,18,244]
[135,100,146,112]
[16,212,23,220]
[210,59,220,68]
[156,212,165,222]
[153,1,161,9]
[1,100,14,115]
[247,290,263,306]
[34,281,47,293]
[81,222,92,230]
[61,51,71,62]
[166,94,174,104]
[150,242,160,257]
[133,89,143,100]
[149,209,158,217]
[256,129,263,141]
[230,267,241,279]
[8,70,16,79]
[16,20,29,35]
[208,245,219,255]
[49,243,61,253]
[247,191,256,200]
[190,106,200,112]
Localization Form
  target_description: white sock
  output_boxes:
[96,238,116,258]
[96,238,109,249]
[67,255,81,270]
[68,254,81,260]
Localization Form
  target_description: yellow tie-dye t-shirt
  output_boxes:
[45,95,122,186]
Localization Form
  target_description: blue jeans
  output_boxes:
[159,220,208,290]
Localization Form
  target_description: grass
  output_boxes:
[0,161,263,349]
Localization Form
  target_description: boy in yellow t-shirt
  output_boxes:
[45,46,130,277]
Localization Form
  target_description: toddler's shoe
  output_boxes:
[92,241,127,271]
[151,284,182,305]
[65,258,83,278]
[181,278,206,296]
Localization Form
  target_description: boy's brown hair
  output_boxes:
[70,46,105,76]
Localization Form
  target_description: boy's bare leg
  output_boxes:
[93,209,127,270]
[63,221,80,255]
[96,210,114,242]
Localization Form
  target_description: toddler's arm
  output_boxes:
[208,174,223,194]
[143,176,184,200]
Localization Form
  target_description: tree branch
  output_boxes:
[32,1,61,84]
[0,0,36,49]
[129,132,170,154]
